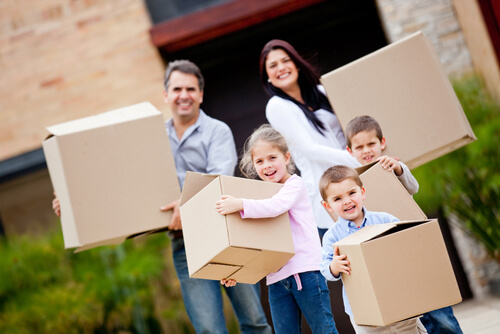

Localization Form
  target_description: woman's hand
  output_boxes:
[329,246,350,278]
[221,278,237,287]
[215,195,243,215]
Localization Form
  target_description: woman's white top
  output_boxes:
[265,87,360,229]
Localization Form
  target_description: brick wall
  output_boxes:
[375,0,473,76]
[0,0,167,162]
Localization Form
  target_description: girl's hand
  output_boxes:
[215,195,243,215]
[221,278,237,287]
[330,246,350,278]
[377,155,403,176]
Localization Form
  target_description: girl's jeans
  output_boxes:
[268,271,339,334]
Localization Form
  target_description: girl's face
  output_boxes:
[252,140,291,184]
[265,49,300,94]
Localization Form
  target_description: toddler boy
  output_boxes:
[344,115,462,333]
[319,165,427,333]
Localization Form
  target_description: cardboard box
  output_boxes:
[321,31,476,169]
[43,102,181,252]
[179,172,295,284]
[335,219,462,326]
[357,162,427,221]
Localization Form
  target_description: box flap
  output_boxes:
[74,235,127,253]
[46,102,159,136]
[180,178,231,276]
[180,171,219,206]
[335,223,397,246]
[192,263,242,281]
[42,136,81,249]
[358,162,427,221]
[219,176,294,252]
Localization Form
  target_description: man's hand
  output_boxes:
[215,195,243,215]
[330,246,350,278]
[161,199,182,231]
[52,192,61,217]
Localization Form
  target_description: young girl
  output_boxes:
[259,39,359,238]
[215,124,339,334]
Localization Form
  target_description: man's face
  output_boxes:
[347,130,386,165]
[163,71,203,121]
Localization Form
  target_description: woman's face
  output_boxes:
[265,49,300,94]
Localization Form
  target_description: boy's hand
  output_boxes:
[377,155,403,176]
[215,195,243,215]
[330,246,350,277]
[221,278,237,287]
[161,199,182,231]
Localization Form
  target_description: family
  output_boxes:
[53,40,463,334]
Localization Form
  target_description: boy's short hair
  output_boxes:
[319,165,363,201]
[345,115,383,148]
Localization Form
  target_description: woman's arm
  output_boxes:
[266,98,358,167]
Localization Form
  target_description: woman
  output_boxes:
[259,39,359,237]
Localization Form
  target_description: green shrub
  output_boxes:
[413,75,500,262]
[0,230,191,333]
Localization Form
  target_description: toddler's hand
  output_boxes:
[221,278,237,287]
[215,195,243,215]
[330,246,350,278]
[377,155,403,176]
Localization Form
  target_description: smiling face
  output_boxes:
[252,140,291,184]
[347,130,386,165]
[163,70,203,123]
[323,178,366,227]
[265,48,300,95]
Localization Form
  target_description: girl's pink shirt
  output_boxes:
[240,174,322,285]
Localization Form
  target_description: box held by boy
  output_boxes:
[43,102,181,252]
[357,161,427,221]
[335,219,462,326]
[179,171,295,284]
[321,31,476,169]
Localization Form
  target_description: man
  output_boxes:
[159,60,272,334]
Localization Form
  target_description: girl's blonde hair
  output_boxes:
[239,124,296,179]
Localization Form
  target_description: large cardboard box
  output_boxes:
[321,31,476,169]
[335,219,462,326]
[43,102,181,252]
[179,172,295,284]
[357,162,427,221]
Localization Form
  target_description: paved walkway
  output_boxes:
[452,296,500,333]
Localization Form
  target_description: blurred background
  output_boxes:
[1,0,499,332]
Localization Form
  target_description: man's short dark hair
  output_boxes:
[164,60,205,91]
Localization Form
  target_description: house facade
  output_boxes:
[1,1,499,328]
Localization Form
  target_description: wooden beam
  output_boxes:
[149,0,327,53]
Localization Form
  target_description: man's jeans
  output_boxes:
[268,271,339,334]
[421,306,463,334]
[172,237,272,334]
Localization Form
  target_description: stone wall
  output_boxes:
[0,0,167,162]
[375,0,473,76]
[376,0,500,299]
